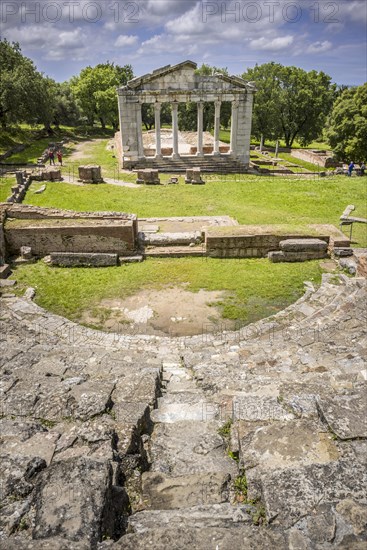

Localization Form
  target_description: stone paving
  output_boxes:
[0,273,366,549]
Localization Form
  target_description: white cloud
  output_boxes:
[114,34,138,47]
[250,35,294,51]
[306,41,333,54]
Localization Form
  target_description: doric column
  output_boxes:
[154,103,162,158]
[171,102,179,158]
[197,101,204,156]
[213,100,221,155]
[230,100,239,157]
[136,103,144,159]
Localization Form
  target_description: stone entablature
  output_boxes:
[117,60,255,168]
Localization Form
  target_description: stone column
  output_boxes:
[154,103,162,158]
[136,103,144,159]
[213,100,221,155]
[197,101,204,157]
[230,100,239,157]
[171,102,179,158]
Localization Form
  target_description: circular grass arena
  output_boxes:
[13,256,328,337]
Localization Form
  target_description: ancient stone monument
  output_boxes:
[185,168,205,185]
[78,165,104,184]
[117,60,255,170]
[136,169,160,185]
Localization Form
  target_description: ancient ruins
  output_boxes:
[117,60,255,170]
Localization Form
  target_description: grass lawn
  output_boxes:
[24,175,367,247]
[0,176,15,202]
[13,257,323,327]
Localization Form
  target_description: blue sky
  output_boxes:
[1,0,366,85]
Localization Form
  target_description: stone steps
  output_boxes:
[143,245,205,258]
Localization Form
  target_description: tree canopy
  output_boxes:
[242,63,335,147]
[324,83,367,162]
[70,63,133,129]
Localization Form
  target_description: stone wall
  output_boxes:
[291,149,339,168]
[205,224,349,258]
[1,204,138,258]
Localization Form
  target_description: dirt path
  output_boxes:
[81,286,237,337]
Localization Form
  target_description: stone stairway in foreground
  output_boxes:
[117,275,367,549]
[1,275,366,549]
[119,358,285,548]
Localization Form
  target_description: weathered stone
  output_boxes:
[49,252,118,267]
[136,169,160,185]
[240,420,339,471]
[78,165,103,184]
[20,245,33,259]
[0,263,11,278]
[33,458,111,544]
[334,247,354,257]
[141,471,230,509]
[316,390,367,439]
[336,499,367,536]
[185,168,205,184]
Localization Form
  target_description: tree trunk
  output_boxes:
[99,117,106,129]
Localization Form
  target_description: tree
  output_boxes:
[53,81,82,127]
[242,63,335,147]
[0,39,55,129]
[71,62,133,128]
[324,83,367,162]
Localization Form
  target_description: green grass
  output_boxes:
[23,175,367,247]
[275,152,326,173]
[62,138,119,179]
[0,176,15,202]
[13,257,323,326]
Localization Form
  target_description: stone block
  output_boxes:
[136,169,160,185]
[20,246,33,259]
[78,165,103,184]
[42,169,62,182]
[49,252,118,267]
[334,247,354,257]
[0,264,11,278]
[279,238,328,252]
[185,168,205,185]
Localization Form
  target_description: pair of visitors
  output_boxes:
[347,161,354,176]
[48,149,55,165]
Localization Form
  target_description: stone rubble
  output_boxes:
[0,273,366,549]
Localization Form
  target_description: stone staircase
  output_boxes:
[131,154,247,173]
[121,358,272,546]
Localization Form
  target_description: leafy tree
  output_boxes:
[0,39,55,129]
[242,63,335,147]
[324,83,367,162]
[71,62,133,129]
[53,81,82,127]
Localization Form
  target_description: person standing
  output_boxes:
[48,148,55,165]
[57,149,63,165]
[347,161,354,176]
[360,162,365,176]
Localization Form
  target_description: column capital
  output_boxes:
[232,100,240,109]
[214,99,222,108]
[154,102,161,112]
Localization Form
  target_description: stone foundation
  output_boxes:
[136,169,160,185]
[78,165,104,184]
[1,204,138,258]
[50,252,118,267]
[205,225,348,258]
[185,168,205,185]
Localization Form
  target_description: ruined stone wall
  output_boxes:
[2,204,138,258]
[291,149,339,168]
[206,231,330,258]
